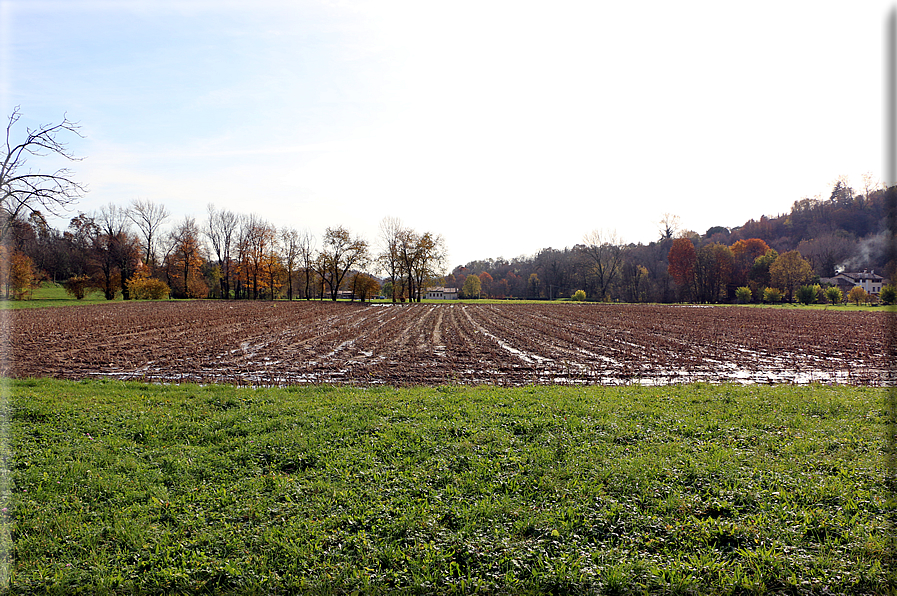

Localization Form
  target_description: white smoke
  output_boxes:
[837,231,894,272]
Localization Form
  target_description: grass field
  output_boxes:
[0,282,888,311]
[0,283,121,309]
[3,379,893,594]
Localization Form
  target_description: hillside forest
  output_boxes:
[2,178,896,304]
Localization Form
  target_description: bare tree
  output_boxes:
[297,229,317,300]
[241,214,276,299]
[129,198,169,269]
[861,172,882,199]
[377,216,404,302]
[1,107,86,243]
[95,203,140,299]
[280,227,300,301]
[582,229,624,302]
[205,204,238,298]
[658,213,681,241]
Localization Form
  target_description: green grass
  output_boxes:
[0,283,121,309]
[6,283,890,311]
[3,379,893,594]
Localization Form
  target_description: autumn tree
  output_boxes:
[848,286,868,305]
[769,250,814,302]
[351,272,380,302]
[825,286,844,305]
[126,263,169,299]
[7,250,38,299]
[749,248,779,289]
[319,226,369,301]
[167,216,206,298]
[693,243,734,303]
[667,237,696,299]
[478,271,493,298]
[410,232,447,302]
[730,238,770,286]
[390,227,446,302]
[1,107,86,244]
[462,273,481,299]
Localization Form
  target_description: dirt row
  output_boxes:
[5,301,893,386]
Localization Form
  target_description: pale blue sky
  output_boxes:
[1,1,890,268]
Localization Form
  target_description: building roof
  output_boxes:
[836,270,883,282]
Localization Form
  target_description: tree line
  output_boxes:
[4,181,896,304]
[3,201,454,302]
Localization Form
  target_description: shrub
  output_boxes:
[572,289,586,302]
[795,284,818,305]
[127,266,170,300]
[848,286,868,306]
[880,284,896,305]
[63,275,93,300]
[825,286,843,305]
[735,286,752,304]
[762,287,783,303]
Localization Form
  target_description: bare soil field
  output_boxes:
[6,301,893,386]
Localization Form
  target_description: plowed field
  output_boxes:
[6,301,892,386]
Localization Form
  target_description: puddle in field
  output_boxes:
[92,361,893,387]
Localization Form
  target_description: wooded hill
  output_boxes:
[445,181,896,302]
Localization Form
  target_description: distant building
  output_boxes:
[821,270,884,296]
[425,287,459,300]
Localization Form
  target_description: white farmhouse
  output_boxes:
[822,270,884,296]
[425,287,459,300]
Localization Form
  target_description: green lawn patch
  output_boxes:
[4,379,893,594]
[0,283,119,310]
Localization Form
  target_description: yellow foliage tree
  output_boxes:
[848,286,868,306]
[126,264,170,300]
[769,250,814,302]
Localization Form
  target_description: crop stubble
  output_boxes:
[6,301,891,386]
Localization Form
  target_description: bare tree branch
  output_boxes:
[1,107,86,243]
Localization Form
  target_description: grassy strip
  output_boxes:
[5,379,893,594]
[0,284,121,309]
[4,282,886,311]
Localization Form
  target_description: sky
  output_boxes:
[0,0,893,269]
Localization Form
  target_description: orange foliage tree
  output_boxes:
[478,271,493,298]
[667,238,696,299]
[730,238,770,287]
[167,217,206,298]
